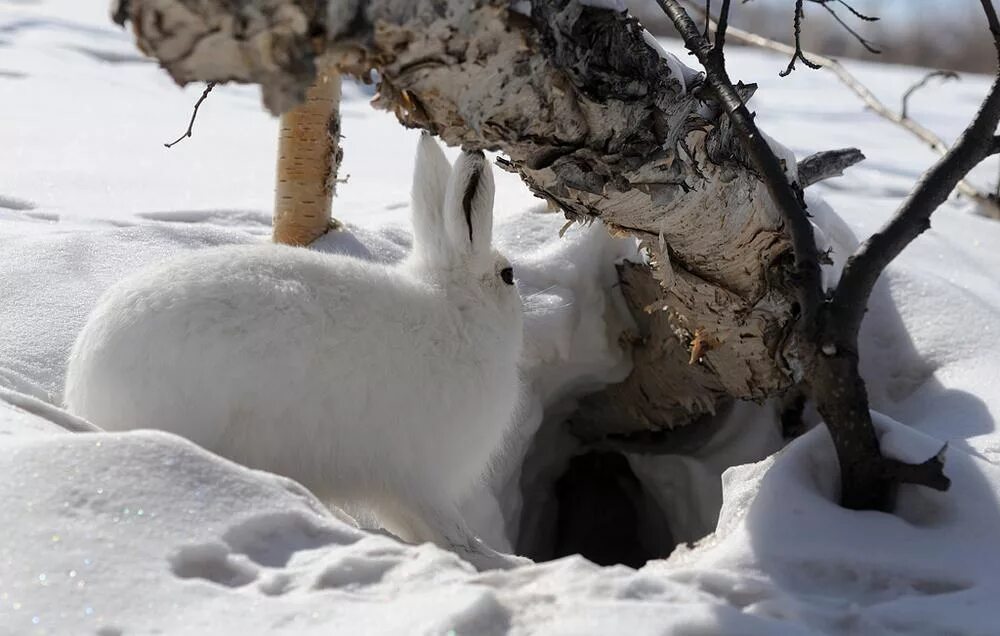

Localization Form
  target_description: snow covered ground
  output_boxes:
[3,1,1000,634]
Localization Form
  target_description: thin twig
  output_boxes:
[686,2,1000,218]
[902,70,959,119]
[164,82,217,148]
[815,1,881,54]
[780,0,821,77]
[822,0,879,23]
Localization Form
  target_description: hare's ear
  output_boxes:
[443,150,495,259]
[411,132,452,260]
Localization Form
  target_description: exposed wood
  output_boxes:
[273,67,342,246]
[797,148,865,188]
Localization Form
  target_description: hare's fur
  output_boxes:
[65,136,523,565]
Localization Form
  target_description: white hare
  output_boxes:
[64,134,525,569]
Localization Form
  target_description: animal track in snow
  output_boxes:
[0,194,35,210]
[169,511,363,591]
[784,560,970,606]
[66,44,151,65]
[312,555,398,590]
[222,511,361,568]
[169,542,258,588]
[135,209,272,228]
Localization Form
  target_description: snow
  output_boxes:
[3,0,1000,634]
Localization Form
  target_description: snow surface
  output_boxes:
[3,0,1000,634]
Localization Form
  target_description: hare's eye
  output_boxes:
[500,267,514,285]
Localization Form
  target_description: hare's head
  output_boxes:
[408,133,522,325]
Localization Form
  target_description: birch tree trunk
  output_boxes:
[117,0,807,436]
[273,66,343,246]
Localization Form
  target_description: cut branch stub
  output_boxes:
[116,0,816,433]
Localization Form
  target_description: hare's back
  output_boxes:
[65,244,421,447]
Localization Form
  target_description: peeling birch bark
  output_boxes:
[115,0,817,433]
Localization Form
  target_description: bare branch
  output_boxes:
[902,70,959,119]
[703,0,711,41]
[814,1,881,55]
[881,444,951,492]
[823,0,879,22]
[164,82,216,149]
[797,148,865,188]
[710,0,731,63]
[780,0,822,77]
[984,0,1000,66]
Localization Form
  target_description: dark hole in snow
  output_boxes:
[520,450,674,568]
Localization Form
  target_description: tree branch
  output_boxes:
[881,444,950,492]
[812,0,881,55]
[164,82,216,148]
[797,148,865,188]
[780,0,822,77]
[901,70,959,120]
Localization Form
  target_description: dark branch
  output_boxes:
[985,0,1000,66]
[773,0,881,76]
[797,147,865,188]
[656,0,823,325]
[164,82,217,149]
[780,0,822,77]
[824,0,879,22]
[710,0,730,64]
[814,1,881,54]
[703,0,711,41]
[901,71,959,119]
[881,444,951,492]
